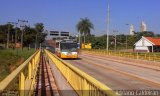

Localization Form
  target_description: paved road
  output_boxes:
[64,52,160,90]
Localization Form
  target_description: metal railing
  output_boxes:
[45,49,118,96]
[0,50,41,96]
[83,49,160,62]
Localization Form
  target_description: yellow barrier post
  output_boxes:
[83,79,89,96]
[19,72,25,96]
[28,62,32,79]
[32,58,35,73]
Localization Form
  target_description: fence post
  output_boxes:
[136,52,139,59]
[154,53,156,62]
[149,55,151,61]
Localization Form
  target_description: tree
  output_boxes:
[92,36,106,49]
[0,24,8,44]
[0,23,47,49]
[23,26,36,47]
[34,23,44,49]
[21,24,46,48]
[34,23,44,33]
[76,17,94,44]
[134,31,155,41]
[0,24,14,48]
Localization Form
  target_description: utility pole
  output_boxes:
[78,31,80,44]
[125,24,129,51]
[126,35,128,50]
[78,31,81,48]
[14,23,18,47]
[18,19,28,50]
[35,32,38,50]
[7,22,18,49]
[8,22,18,47]
[7,22,14,48]
[113,30,118,51]
[7,23,10,49]
[106,0,110,51]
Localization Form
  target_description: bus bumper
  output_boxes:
[60,54,78,59]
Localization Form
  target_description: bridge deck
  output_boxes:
[35,53,60,96]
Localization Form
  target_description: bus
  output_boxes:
[55,39,78,59]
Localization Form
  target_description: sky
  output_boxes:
[0,0,160,36]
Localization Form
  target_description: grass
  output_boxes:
[0,48,35,81]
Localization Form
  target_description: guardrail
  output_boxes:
[83,49,160,62]
[45,49,118,96]
[0,50,41,96]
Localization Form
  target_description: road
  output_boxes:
[64,52,160,90]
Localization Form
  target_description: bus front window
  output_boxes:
[60,43,77,52]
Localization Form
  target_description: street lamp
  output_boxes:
[106,0,110,51]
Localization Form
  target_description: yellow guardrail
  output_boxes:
[0,50,41,96]
[45,49,118,96]
[83,49,160,62]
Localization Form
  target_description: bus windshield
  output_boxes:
[60,43,77,52]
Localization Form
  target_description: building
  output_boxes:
[46,31,70,40]
[140,21,147,32]
[134,36,160,52]
[130,24,135,35]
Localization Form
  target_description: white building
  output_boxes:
[134,36,160,52]
[140,21,147,32]
[130,24,135,35]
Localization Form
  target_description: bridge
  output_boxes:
[0,49,160,96]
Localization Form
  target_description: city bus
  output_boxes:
[55,39,78,59]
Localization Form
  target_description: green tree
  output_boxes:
[23,26,36,47]
[0,24,14,48]
[34,23,44,48]
[76,17,94,44]
[0,24,8,44]
[134,31,155,41]
[0,23,47,49]
[22,24,46,48]
[35,23,44,33]
[92,36,106,49]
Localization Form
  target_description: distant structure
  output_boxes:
[140,21,147,32]
[134,36,160,52]
[46,31,70,40]
[130,24,135,35]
